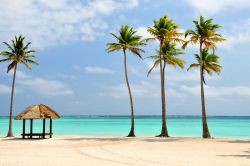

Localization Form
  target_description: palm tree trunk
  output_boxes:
[7,63,17,137]
[158,40,169,137]
[199,43,211,139]
[123,49,135,137]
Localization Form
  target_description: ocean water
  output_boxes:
[0,116,250,138]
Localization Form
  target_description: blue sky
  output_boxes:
[0,0,250,116]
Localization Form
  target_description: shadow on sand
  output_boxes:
[1,137,49,141]
[219,152,250,159]
[217,139,250,159]
[60,136,184,143]
[219,148,250,159]
[219,139,250,144]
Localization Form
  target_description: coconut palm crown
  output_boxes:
[0,35,38,71]
[106,25,146,56]
[182,15,225,49]
[147,41,185,76]
[147,15,184,44]
[188,48,221,84]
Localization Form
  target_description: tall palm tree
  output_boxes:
[147,15,184,137]
[183,16,225,138]
[106,25,145,137]
[0,35,38,137]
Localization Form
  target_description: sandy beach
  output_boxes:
[0,136,249,166]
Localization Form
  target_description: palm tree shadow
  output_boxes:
[61,137,131,142]
[219,140,250,144]
[219,154,250,159]
[1,137,45,141]
[219,149,250,159]
[141,137,183,142]
[61,137,184,143]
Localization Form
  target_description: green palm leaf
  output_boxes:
[188,48,222,75]
[0,35,38,71]
[106,25,145,58]
[146,41,185,76]
[183,15,225,49]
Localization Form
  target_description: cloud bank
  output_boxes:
[184,0,250,15]
[0,0,139,49]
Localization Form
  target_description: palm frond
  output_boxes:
[0,58,12,62]
[187,63,200,71]
[20,60,32,70]
[147,59,160,77]
[7,61,16,73]
[144,55,160,60]
[106,43,123,53]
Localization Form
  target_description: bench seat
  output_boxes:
[21,133,53,139]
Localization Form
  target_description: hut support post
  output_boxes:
[50,119,52,138]
[22,120,26,139]
[30,119,33,139]
[43,119,46,139]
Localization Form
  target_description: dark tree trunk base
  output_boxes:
[203,136,212,139]
[156,127,169,137]
[156,133,170,137]
[127,130,136,137]
[203,133,211,139]
[6,131,14,137]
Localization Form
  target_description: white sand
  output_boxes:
[0,136,249,166]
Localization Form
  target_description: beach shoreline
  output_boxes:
[1,136,249,166]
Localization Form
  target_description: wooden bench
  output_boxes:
[21,133,53,139]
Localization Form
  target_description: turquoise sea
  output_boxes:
[0,116,250,138]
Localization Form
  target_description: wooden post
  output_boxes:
[22,120,26,139]
[43,119,46,139]
[50,119,52,138]
[30,119,33,139]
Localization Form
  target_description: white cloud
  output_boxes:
[7,70,30,79]
[136,27,154,39]
[126,0,139,9]
[0,0,139,49]
[19,78,74,96]
[184,0,250,15]
[84,66,113,74]
[0,84,11,94]
[100,80,186,99]
[74,65,113,74]
[182,85,250,97]
[104,81,159,99]
[4,70,74,96]
[219,19,250,50]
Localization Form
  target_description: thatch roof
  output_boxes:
[15,104,60,120]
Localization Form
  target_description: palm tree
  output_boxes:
[0,35,38,137]
[147,15,184,137]
[106,25,145,137]
[183,16,225,138]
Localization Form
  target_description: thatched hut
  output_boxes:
[15,104,60,139]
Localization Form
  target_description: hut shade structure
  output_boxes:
[15,104,60,139]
